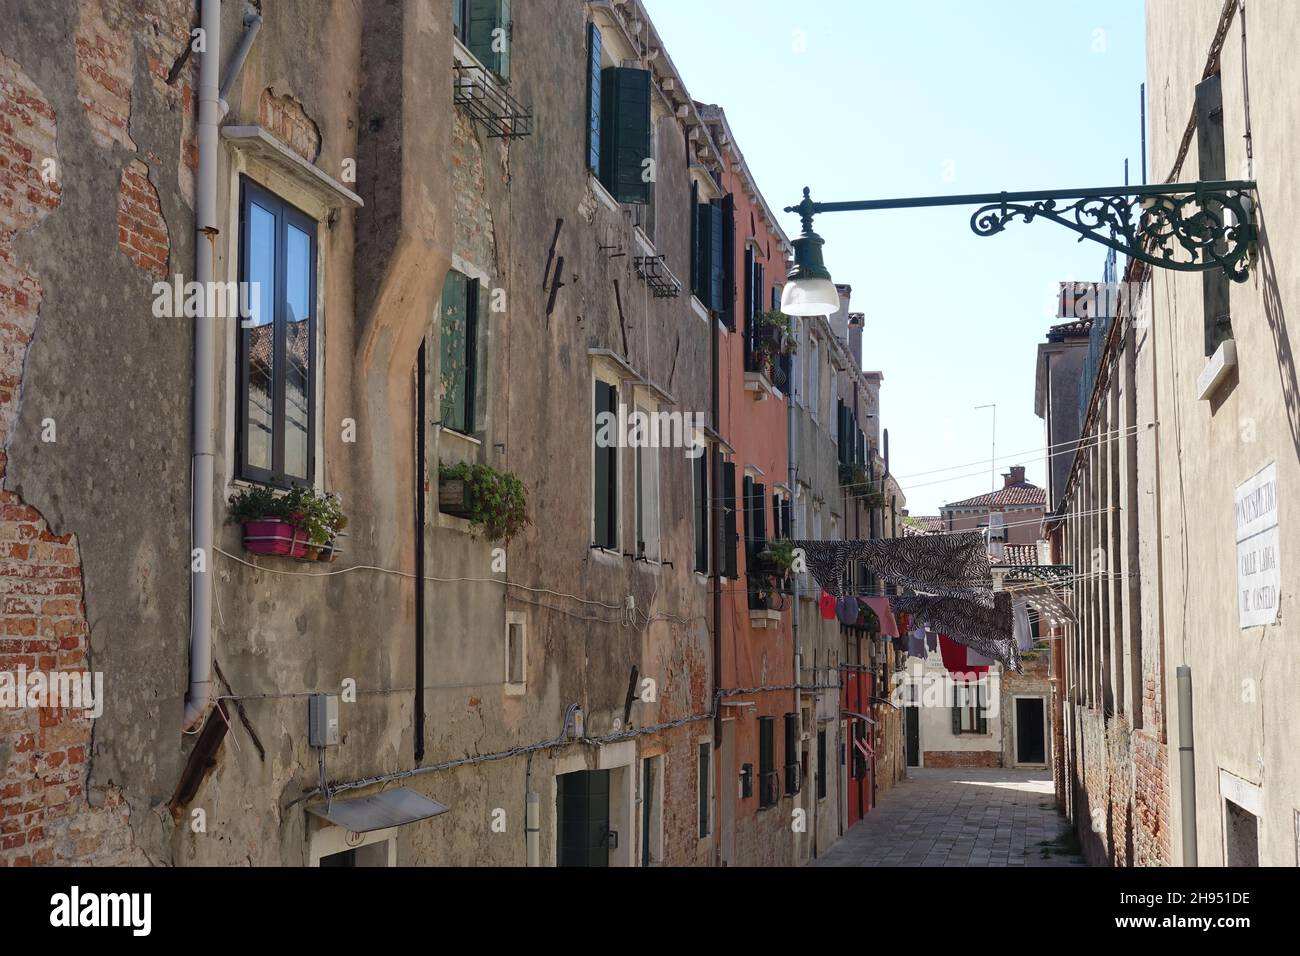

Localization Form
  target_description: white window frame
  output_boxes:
[308,824,397,867]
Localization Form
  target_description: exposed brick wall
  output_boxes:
[1132,728,1170,865]
[74,0,136,151]
[0,53,145,868]
[924,751,1000,769]
[259,88,322,163]
[117,159,168,277]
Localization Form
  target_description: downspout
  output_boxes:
[415,342,427,762]
[1176,665,1198,866]
[787,372,802,859]
[217,14,263,114]
[710,297,723,868]
[184,0,221,731]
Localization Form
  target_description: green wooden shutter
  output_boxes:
[755,483,767,553]
[743,247,754,350]
[952,684,964,735]
[976,682,988,734]
[722,461,738,578]
[599,67,651,203]
[593,380,617,549]
[453,0,464,42]
[742,475,754,563]
[693,453,708,572]
[816,729,827,799]
[708,202,724,312]
[693,199,712,302]
[784,713,799,795]
[586,22,602,173]
[758,717,774,807]
[720,194,735,328]
[467,0,508,79]
[688,180,699,294]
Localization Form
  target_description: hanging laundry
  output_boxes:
[793,533,992,603]
[966,647,995,667]
[938,633,988,678]
[863,596,900,637]
[1013,599,1034,652]
[819,590,837,621]
[896,592,1020,672]
[836,595,860,626]
[906,627,928,660]
[925,631,939,653]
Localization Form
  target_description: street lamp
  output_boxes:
[780,188,840,317]
[780,180,1260,320]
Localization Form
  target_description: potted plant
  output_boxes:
[228,486,348,560]
[755,310,797,380]
[756,537,796,592]
[228,486,305,558]
[839,461,868,491]
[437,461,530,544]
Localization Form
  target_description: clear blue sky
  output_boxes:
[646,0,1146,514]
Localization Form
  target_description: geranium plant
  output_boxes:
[438,461,530,544]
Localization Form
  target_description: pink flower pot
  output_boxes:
[242,519,306,558]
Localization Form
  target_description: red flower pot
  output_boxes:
[242,519,307,558]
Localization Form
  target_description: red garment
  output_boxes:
[819,591,838,621]
[938,633,988,678]
[864,597,900,637]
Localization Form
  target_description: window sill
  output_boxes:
[590,546,622,566]
[588,174,622,215]
[1196,338,1237,401]
[503,682,527,698]
[690,296,710,324]
[633,226,655,258]
[438,425,483,447]
[223,126,362,210]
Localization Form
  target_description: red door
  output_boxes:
[841,666,875,826]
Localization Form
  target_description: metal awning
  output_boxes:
[306,787,449,833]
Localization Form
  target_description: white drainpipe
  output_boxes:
[185,0,221,731]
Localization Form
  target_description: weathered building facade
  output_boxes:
[1050,0,1298,868]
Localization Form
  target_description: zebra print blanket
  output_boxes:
[793,533,992,604]
[889,591,1023,673]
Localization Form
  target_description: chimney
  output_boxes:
[1004,465,1026,488]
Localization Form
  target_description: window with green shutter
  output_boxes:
[721,460,738,578]
[720,194,735,328]
[461,0,512,82]
[816,728,827,800]
[783,713,800,796]
[692,199,724,312]
[599,67,651,203]
[593,380,618,550]
[758,716,776,809]
[585,22,602,173]
[693,452,708,573]
[438,269,480,436]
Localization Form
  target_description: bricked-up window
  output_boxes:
[758,716,777,809]
[454,0,512,82]
[952,680,989,735]
[238,178,316,487]
[697,742,712,838]
[438,270,480,435]
[592,379,619,550]
[599,67,651,203]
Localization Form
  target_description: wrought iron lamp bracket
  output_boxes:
[786,181,1259,282]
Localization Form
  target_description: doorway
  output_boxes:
[1015,697,1046,765]
[904,706,920,767]
[557,769,611,867]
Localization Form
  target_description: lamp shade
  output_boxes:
[780,277,840,317]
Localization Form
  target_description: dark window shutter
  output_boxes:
[743,247,754,342]
[468,0,509,80]
[783,713,799,795]
[708,202,725,312]
[782,499,792,540]
[599,67,651,203]
[976,683,988,734]
[952,687,963,735]
[759,717,776,808]
[688,180,699,294]
[693,199,711,303]
[453,0,465,41]
[742,476,754,562]
[586,23,602,173]
[722,461,738,578]
[693,453,708,573]
[720,194,735,328]
[755,483,767,553]
[1196,73,1231,354]
[593,380,617,549]
[755,261,764,322]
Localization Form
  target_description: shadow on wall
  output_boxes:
[1257,204,1300,466]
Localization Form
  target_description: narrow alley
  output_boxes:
[813,769,1085,868]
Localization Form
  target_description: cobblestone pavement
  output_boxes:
[812,768,1087,867]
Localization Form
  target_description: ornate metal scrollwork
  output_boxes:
[970,184,1257,282]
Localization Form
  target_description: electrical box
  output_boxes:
[309,693,339,747]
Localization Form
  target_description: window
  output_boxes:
[454,0,512,81]
[697,741,712,838]
[640,755,664,866]
[597,64,651,203]
[816,727,827,800]
[952,681,989,734]
[693,452,709,573]
[585,22,602,173]
[632,122,656,240]
[592,379,619,550]
[720,460,738,578]
[806,335,820,423]
[633,404,660,561]
[504,612,526,691]
[438,270,480,435]
[238,178,316,487]
[758,716,777,809]
[783,712,800,796]
[692,196,726,313]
